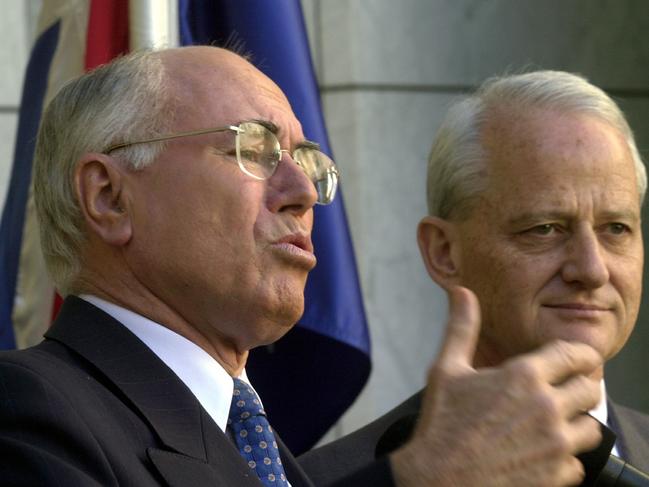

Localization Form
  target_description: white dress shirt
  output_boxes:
[81,295,293,486]
[80,294,256,433]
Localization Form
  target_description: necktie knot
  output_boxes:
[229,378,266,424]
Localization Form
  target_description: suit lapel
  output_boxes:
[276,434,315,487]
[609,400,649,471]
[146,448,260,486]
[45,296,265,486]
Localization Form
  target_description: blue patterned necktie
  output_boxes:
[228,378,289,486]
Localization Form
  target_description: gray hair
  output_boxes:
[426,70,647,219]
[33,50,174,295]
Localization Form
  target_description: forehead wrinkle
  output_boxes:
[483,119,638,200]
[483,166,641,228]
[503,185,641,225]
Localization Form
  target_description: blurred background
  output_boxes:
[2,0,649,445]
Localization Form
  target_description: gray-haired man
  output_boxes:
[302,70,649,486]
[0,49,602,486]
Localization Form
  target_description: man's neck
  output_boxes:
[76,279,249,376]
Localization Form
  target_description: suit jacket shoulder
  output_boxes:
[299,391,421,486]
[609,400,649,472]
[0,296,312,487]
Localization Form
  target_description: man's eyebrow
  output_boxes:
[248,119,321,150]
[296,140,320,151]
[599,209,641,224]
[508,211,570,226]
[249,119,279,134]
[508,209,641,227]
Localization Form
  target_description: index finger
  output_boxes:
[518,340,603,384]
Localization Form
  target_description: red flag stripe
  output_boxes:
[85,0,129,70]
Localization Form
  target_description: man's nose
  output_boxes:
[267,151,318,214]
[560,228,610,288]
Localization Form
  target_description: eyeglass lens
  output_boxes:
[293,148,338,205]
[236,122,281,180]
[237,122,338,205]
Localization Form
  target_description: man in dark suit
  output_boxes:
[301,70,649,485]
[0,49,603,486]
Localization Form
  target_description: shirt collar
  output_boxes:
[589,380,608,426]
[79,294,254,432]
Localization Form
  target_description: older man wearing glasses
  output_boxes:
[0,47,602,486]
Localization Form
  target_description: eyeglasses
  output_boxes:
[105,121,339,205]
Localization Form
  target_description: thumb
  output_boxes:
[435,285,481,372]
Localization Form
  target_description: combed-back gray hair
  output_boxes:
[426,70,647,219]
[34,50,174,295]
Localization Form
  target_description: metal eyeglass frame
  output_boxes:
[105,122,339,205]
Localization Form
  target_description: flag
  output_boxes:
[177,0,371,453]
[0,13,59,350]
[0,0,370,454]
[0,0,129,351]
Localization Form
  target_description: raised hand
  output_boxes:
[390,286,602,487]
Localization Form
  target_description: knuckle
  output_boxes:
[504,357,542,389]
[573,374,589,389]
[535,391,561,420]
[548,429,572,456]
[570,375,601,410]
[427,362,454,387]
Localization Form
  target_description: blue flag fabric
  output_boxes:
[179,0,371,453]
[0,22,61,350]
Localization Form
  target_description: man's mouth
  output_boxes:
[271,234,316,268]
[276,233,313,253]
[542,302,612,320]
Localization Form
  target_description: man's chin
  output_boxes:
[254,320,298,348]
[541,326,613,358]
[260,299,304,339]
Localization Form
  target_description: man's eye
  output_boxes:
[528,224,556,235]
[608,222,630,235]
[239,148,263,162]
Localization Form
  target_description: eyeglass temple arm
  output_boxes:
[105,125,242,153]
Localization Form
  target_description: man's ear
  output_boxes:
[417,215,461,288]
[75,153,132,246]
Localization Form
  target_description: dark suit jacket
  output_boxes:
[610,401,649,471]
[0,296,319,486]
[300,389,649,486]
[299,392,421,486]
